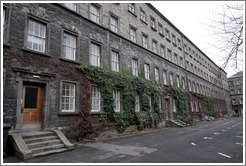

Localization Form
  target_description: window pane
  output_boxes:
[24,87,38,109]
[90,5,99,23]
[27,19,46,52]
[62,82,75,112]
[90,43,100,66]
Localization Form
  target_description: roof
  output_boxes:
[229,71,243,78]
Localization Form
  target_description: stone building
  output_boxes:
[228,71,243,116]
[3,3,231,131]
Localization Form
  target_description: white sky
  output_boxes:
[151,1,244,77]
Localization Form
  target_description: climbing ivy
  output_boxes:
[77,65,162,133]
[171,85,189,120]
[204,95,214,116]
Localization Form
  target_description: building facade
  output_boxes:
[3,3,231,131]
[228,71,243,116]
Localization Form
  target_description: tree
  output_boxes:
[208,3,243,71]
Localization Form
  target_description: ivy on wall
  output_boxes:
[171,85,189,120]
[204,95,214,116]
[77,65,162,133]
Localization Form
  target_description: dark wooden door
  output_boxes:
[21,85,44,125]
[165,99,169,120]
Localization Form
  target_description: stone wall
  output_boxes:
[3,3,230,130]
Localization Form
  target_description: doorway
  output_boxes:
[20,84,44,130]
[165,99,169,120]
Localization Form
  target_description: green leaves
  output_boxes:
[171,85,189,120]
[77,65,162,132]
[204,95,214,116]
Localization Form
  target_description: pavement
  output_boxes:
[2,117,244,164]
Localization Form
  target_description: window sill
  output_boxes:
[90,111,100,115]
[22,47,51,57]
[128,10,137,17]
[59,57,81,65]
[58,112,79,116]
[151,26,157,32]
[140,19,148,25]
[159,33,164,37]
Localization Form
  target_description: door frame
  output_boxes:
[15,79,50,130]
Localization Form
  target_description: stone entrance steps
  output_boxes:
[9,130,74,160]
[166,119,187,128]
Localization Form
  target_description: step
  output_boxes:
[32,148,68,157]
[27,139,62,149]
[22,131,55,139]
[171,120,185,127]
[176,120,187,126]
[24,135,59,144]
[31,144,65,154]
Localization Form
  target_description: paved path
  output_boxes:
[3,117,243,164]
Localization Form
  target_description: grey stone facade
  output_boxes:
[3,3,231,130]
[228,71,243,116]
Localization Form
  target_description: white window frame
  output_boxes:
[166,29,170,40]
[135,94,140,112]
[159,24,163,35]
[113,90,120,112]
[182,78,185,89]
[163,71,168,85]
[190,100,194,112]
[91,86,101,112]
[180,57,183,67]
[129,3,135,13]
[144,63,150,80]
[142,34,148,48]
[90,4,100,23]
[195,101,199,112]
[155,67,160,82]
[130,27,136,43]
[184,44,187,53]
[111,50,119,72]
[61,82,76,112]
[132,59,138,76]
[64,3,77,11]
[160,45,165,58]
[170,73,174,86]
[62,32,76,60]
[90,42,100,67]
[140,9,146,22]
[150,17,156,29]
[27,19,46,52]
[172,34,176,45]
[152,40,157,53]
[159,96,162,111]
[193,82,196,93]
[188,80,191,91]
[110,15,118,33]
[177,39,182,48]
[167,49,172,61]
[176,76,180,87]
[174,53,178,64]
[173,98,176,112]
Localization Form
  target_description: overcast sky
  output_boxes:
[151,1,244,77]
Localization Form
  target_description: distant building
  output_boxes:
[228,71,243,116]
